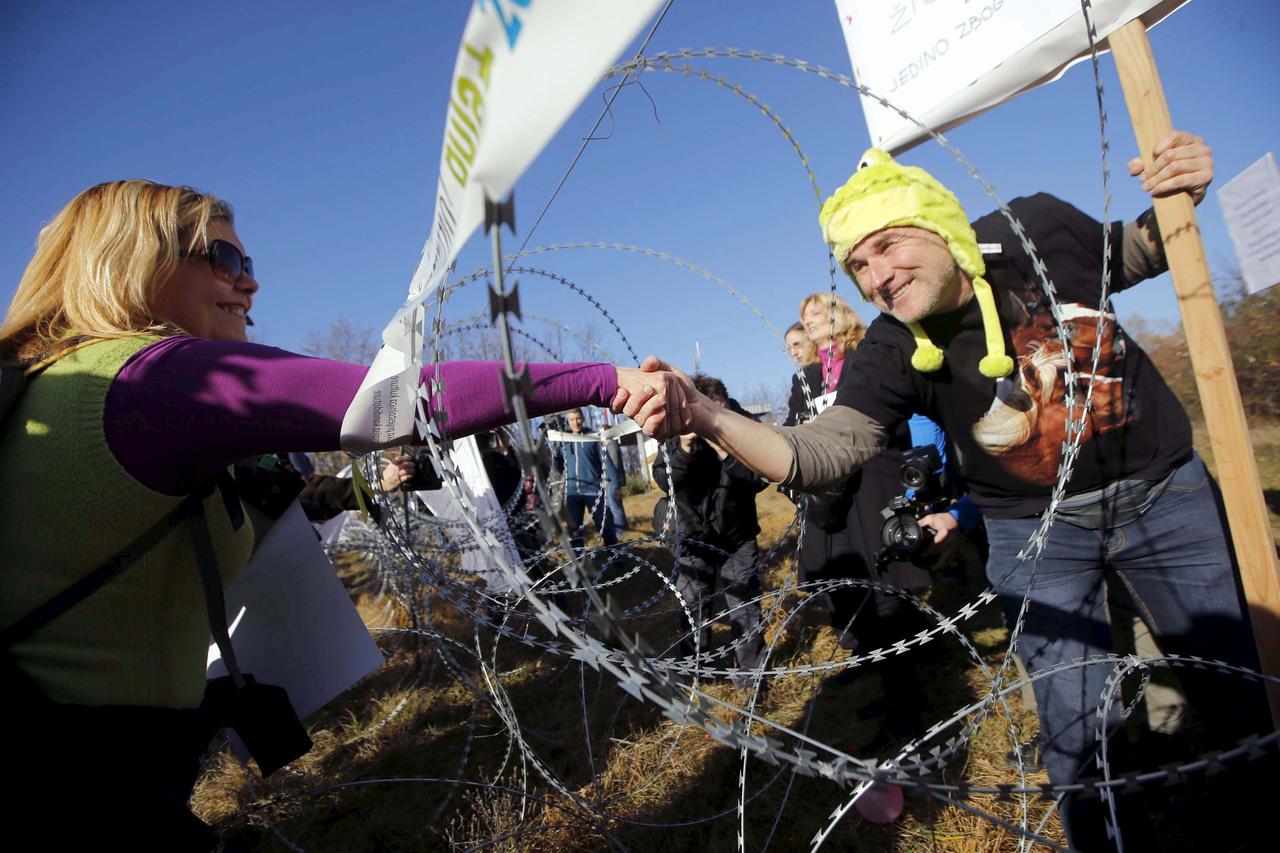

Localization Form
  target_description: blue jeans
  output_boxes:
[607,488,628,532]
[985,454,1268,846]
[564,492,617,549]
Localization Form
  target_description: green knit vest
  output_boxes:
[0,336,254,708]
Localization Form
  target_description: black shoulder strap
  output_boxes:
[0,469,246,653]
[0,488,206,651]
[0,361,31,423]
[188,485,246,688]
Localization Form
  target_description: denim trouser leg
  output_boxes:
[985,516,1113,786]
[564,492,617,549]
[987,454,1265,784]
[591,495,618,546]
[564,493,590,551]
[608,488,628,532]
[1103,456,1267,738]
[985,454,1269,850]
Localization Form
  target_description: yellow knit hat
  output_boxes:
[819,149,1014,379]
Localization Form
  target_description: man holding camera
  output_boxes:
[617,132,1270,848]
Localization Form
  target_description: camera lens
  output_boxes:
[880,514,922,554]
[901,464,927,490]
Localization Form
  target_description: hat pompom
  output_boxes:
[979,353,1015,378]
[911,344,945,373]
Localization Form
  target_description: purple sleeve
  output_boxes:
[105,336,617,495]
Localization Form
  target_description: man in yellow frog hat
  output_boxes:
[616,131,1272,850]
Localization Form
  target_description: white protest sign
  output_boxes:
[544,418,641,444]
[834,0,1188,153]
[207,501,384,733]
[316,510,351,548]
[341,1,663,452]
[1218,152,1280,295]
[417,434,523,592]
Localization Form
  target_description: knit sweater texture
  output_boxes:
[0,336,253,708]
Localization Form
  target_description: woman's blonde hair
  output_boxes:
[800,291,866,354]
[1,180,233,360]
[785,321,818,367]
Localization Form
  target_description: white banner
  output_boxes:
[834,0,1188,153]
[341,0,662,452]
[417,435,523,592]
[545,419,641,444]
[1218,152,1280,295]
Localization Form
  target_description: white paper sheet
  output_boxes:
[207,502,385,734]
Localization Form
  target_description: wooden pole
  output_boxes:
[1109,18,1280,728]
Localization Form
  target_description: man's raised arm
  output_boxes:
[1122,129,1213,286]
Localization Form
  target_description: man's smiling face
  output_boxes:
[844,226,968,324]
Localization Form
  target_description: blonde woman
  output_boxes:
[0,179,669,847]
[799,291,866,395]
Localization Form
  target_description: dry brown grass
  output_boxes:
[193,533,1058,850]
[193,421,1278,851]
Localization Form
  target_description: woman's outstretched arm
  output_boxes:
[104,336,637,495]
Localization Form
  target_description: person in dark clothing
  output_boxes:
[602,434,628,532]
[478,429,544,560]
[653,375,767,679]
[784,295,921,650]
[291,454,418,522]
[623,132,1271,851]
[783,290,985,750]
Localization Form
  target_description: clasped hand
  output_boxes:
[612,357,700,441]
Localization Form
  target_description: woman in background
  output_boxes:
[786,295,876,646]
[790,292,964,750]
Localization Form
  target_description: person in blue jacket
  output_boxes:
[552,408,621,550]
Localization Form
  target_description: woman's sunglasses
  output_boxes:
[183,239,254,283]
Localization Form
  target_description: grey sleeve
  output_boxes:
[1121,208,1167,287]
[775,405,888,493]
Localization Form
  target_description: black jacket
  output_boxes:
[652,402,765,548]
[783,360,912,533]
[785,363,826,426]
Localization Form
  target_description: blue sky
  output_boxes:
[3,0,1277,401]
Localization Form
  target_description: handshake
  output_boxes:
[608,357,793,486]
[611,357,703,441]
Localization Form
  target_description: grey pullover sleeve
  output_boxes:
[1121,208,1168,286]
[776,405,888,493]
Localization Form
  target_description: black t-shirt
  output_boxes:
[835,193,1192,518]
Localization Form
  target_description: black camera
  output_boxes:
[877,446,951,566]
[206,675,313,777]
[898,445,944,495]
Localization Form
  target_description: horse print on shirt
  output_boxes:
[971,292,1131,487]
